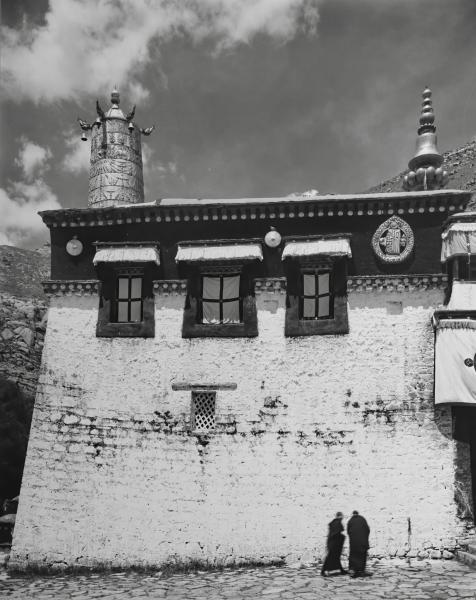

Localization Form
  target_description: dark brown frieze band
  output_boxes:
[38,190,471,229]
[42,280,100,296]
[347,274,448,292]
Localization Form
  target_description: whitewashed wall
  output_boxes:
[10,286,471,570]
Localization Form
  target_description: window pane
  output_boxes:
[303,298,315,318]
[303,274,315,296]
[130,301,142,322]
[318,296,330,317]
[222,275,240,300]
[117,301,128,322]
[118,278,129,299]
[202,276,221,300]
[318,272,329,295]
[202,301,220,323]
[222,300,240,323]
[131,277,142,298]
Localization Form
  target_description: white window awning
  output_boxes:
[93,245,160,265]
[282,238,352,260]
[175,243,263,262]
[447,281,476,310]
[441,222,476,262]
[435,319,476,405]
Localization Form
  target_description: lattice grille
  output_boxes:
[191,391,216,432]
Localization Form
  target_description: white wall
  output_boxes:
[10,286,470,569]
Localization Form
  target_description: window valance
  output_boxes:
[175,243,263,262]
[441,222,476,262]
[282,238,352,260]
[93,245,160,265]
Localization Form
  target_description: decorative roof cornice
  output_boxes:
[347,274,447,292]
[39,190,471,229]
[43,280,100,296]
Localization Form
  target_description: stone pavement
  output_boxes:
[0,559,475,600]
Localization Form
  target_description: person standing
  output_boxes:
[347,510,371,578]
[320,511,347,577]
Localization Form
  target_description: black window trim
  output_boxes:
[199,272,243,325]
[299,268,334,321]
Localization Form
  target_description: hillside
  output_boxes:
[0,245,50,398]
[367,140,476,195]
[0,245,50,299]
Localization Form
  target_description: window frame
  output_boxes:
[199,272,243,325]
[284,256,349,337]
[299,269,334,320]
[181,261,259,338]
[96,263,156,338]
[112,272,144,323]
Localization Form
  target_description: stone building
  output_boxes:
[10,89,476,570]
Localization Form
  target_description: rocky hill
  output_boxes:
[367,140,476,196]
[0,246,50,399]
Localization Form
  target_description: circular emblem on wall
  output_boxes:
[66,237,83,257]
[372,216,414,263]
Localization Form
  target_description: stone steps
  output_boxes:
[456,538,476,569]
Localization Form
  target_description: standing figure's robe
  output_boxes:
[322,518,345,572]
[347,514,370,574]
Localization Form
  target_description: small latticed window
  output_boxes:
[112,272,143,323]
[300,270,333,319]
[200,274,242,324]
[191,391,216,432]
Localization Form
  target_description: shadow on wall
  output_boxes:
[451,406,476,526]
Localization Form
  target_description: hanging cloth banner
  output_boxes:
[435,319,476,405]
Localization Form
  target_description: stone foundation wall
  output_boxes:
[10,286,473,570]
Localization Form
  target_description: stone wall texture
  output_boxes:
[0,293,48,398]
[10,287,474,570]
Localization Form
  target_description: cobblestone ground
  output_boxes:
[0,559,475,600]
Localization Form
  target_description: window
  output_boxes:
[96,265,156,338]
[113,274,143,322]
[181,265,259,338]
[191,391,216,432]
[300,270,333,320]
[200,274,242,324]
[284,258,349,336]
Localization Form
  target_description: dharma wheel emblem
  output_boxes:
[464,355,476,371]
[372,217,414,263]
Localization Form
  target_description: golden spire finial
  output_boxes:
[403,87,448,191]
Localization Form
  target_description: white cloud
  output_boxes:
[62,131,91,174]
[1,141,61,248]
[14,137,52,180]
[1,0,320,103]
[0,181,61,248]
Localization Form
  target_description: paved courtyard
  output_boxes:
[0,559,476,599]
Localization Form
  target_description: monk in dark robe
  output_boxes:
[320,512,347,576]
[347,510,371,578]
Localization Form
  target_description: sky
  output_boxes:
[2,0,476,249]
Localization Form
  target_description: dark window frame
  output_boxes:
[181,261,259,338]
[199,273,243,324]
[113,274,144,323]
[284,257,349,337]
[299,269,334,320]
[96,263,156,338]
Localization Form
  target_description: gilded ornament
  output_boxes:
[372,217,415,263]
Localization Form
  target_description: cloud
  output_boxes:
[2,0,320,103]
[14,137,52,180]
[62,131,91,174]
[1,140,61,248]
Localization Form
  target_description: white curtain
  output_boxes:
[435,320,476,405]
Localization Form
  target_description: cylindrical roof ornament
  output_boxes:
[77,89,155,208]
[403,87,448,191]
